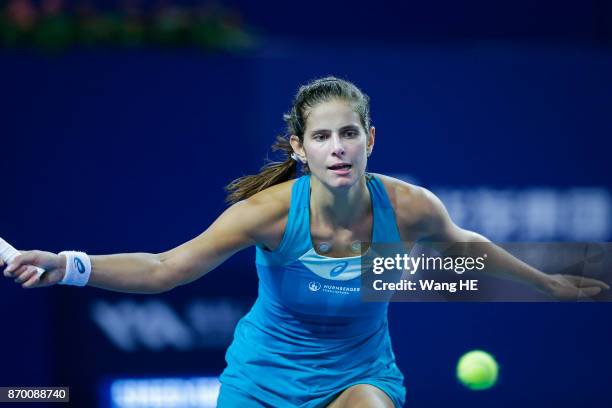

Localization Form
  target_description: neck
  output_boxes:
[310,175,370,228]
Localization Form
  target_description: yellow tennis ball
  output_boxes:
[456,350,499,390]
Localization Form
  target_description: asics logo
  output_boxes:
[74,258,86,274]
[329,261,349,277]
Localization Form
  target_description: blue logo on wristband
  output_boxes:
[74,258,86,274]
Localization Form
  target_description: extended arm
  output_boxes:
[398,184,609,299]
[3,197,285,293]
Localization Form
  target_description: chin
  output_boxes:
[311,168,365,190]
[325,174,361,190]
[328,181,352,190]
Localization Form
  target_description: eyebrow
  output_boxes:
[309,124,361,135]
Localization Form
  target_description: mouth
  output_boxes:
[327,163,352,174]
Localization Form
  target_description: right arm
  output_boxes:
[3,195,288,293]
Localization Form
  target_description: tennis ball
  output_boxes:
[456,350,499,390]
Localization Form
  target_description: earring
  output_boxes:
[291,152,307,163]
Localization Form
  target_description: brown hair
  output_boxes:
[225,76,371,204]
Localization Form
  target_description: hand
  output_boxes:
[544,274,610,300]
[2,250,65,289]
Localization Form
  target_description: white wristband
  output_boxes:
[58,251,92,286]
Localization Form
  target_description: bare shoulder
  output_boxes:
[160,179,294,274]
[234,178,294,248]
[241,178,294,214]
[371,173,446,239]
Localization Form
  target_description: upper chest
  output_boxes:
[309,210,373,257]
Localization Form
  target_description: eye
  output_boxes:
[344,130,358,138]
[313,133,328,141]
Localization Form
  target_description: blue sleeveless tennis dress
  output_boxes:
[217,174,406,407]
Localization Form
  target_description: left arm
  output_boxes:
[389,180,609,300]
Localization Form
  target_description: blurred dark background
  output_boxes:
[1,0,611,407]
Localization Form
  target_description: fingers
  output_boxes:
[22,271,42,289]
[15,266,37,285]
[4,255,21,276]
[7,264,44,289]
[4,251,39,277]
[563,275,610,290]
[6,264,25,279]
[3,260,14,278]
[579,277,610,290]
[3,250,58,289]
[7,264,39,283]
[4,263,17,277]
[10,265,32,282]
[576,286,602,299]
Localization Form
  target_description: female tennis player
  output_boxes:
[3,77,608,408]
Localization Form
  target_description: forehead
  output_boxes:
[305,100,360,131]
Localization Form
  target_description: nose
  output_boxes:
[331,134,345,157]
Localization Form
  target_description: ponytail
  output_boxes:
[224,135,300,205]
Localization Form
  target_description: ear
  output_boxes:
[367,126,375,157]
[289,135,308,163]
